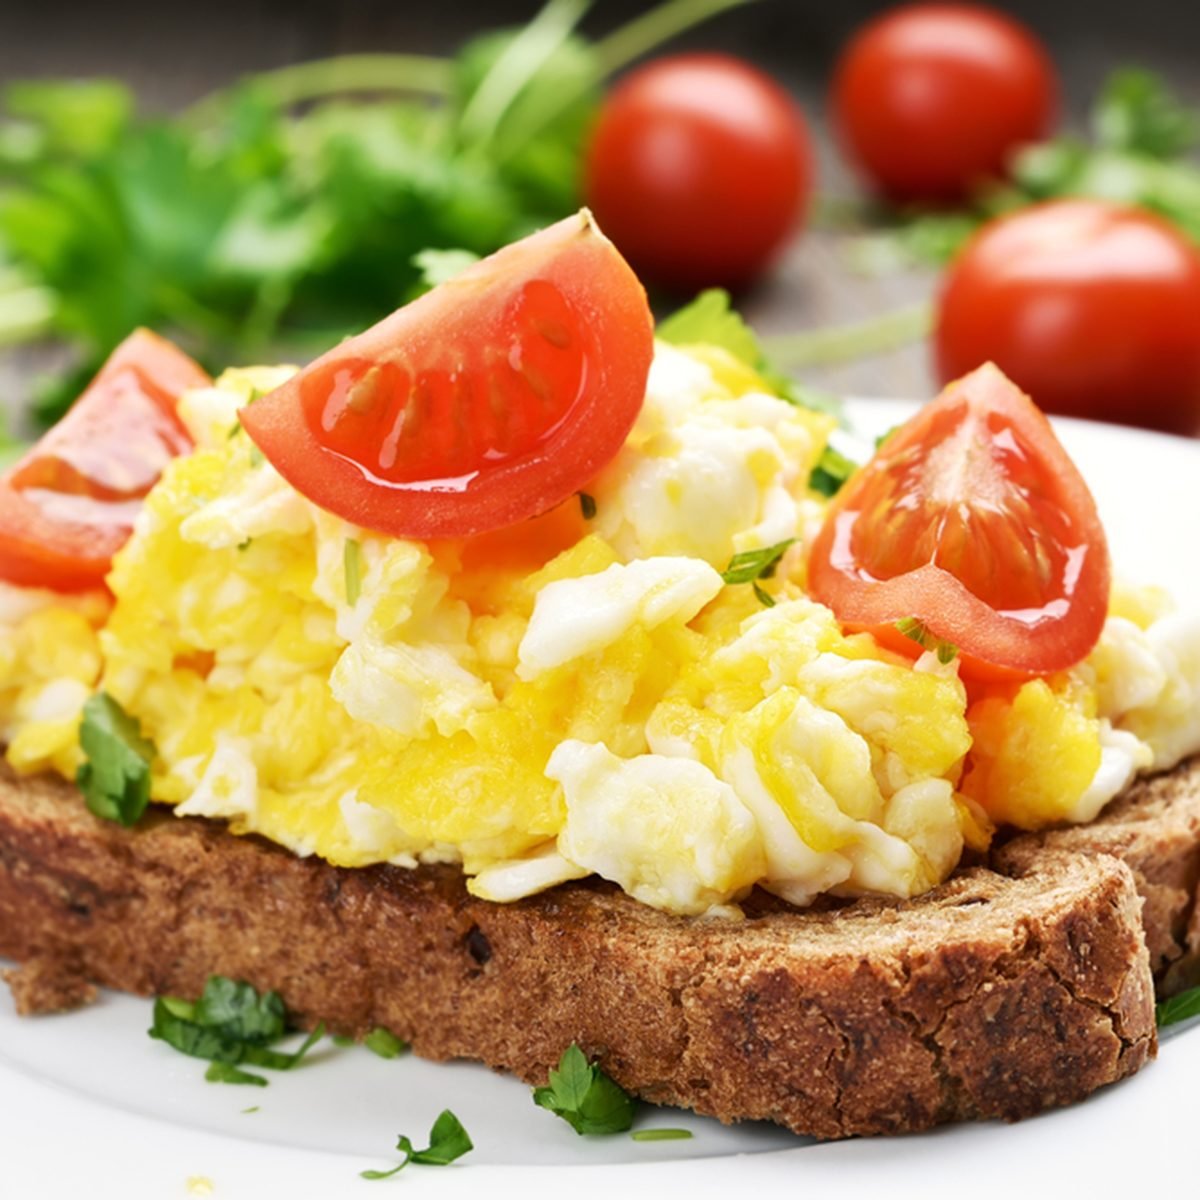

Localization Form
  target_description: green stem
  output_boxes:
[0,285,56,347]
[490,0,756,166]
[594,0,758,77]
[187,54,454,124]
[457,0,591,148]
[760,301,935,368]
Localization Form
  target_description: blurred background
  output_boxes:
[2,0,1198,427]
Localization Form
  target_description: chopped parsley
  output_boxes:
[149,975,324,1087]
[1157,985,1200,1028]
[361,1109,473,1179]
[344,537,363,607]
[808,445,858,498]
[75,692,156,827]
[720,539,795,609]
[578,492,597,520]
[895,617,959,665]
[364,1027,408,1059]
[631,1128,693,1142]
[532,1043,636,1135]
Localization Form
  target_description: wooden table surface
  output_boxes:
[2,0,1198,407]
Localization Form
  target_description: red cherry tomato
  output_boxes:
[0,329,208,592]
[936,200,1200,435]
[241,212,654,540]
[832,4,1057,202]
[584,54,813,291]
[808,363,1110,680]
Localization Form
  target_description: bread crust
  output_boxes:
[0,763,1164,1139]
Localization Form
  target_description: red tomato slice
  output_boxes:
[240,212,654,540]
[0,329,209,592]
[807,363,1110,678]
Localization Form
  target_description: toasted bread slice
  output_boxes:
[0,763,1167,1139]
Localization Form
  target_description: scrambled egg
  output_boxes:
[2,346,1199,917]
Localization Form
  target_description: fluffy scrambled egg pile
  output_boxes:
[2,345,1198,917]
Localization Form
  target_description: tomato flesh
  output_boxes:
[242,212,654,540]
[0,329,208,592]
[808,363,1110,678]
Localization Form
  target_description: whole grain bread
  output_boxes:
[2,762,1182,1139]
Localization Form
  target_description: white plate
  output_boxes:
[2,401,1198,1199]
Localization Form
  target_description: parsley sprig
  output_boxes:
[361,1110,474,1179]
[76,692,156,827]
[149,975,324,1087]
[533,1043,637,1135]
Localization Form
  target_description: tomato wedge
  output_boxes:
[0,329,209,592]
[807,363,1110,678]
[240,211,654,540]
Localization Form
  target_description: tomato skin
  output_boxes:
[0,329,208,592]
[936,200,1200,435]
[832,4,1056,202]
[241,212,654,540]
[584,54,813,291]
[808,363,1110,679]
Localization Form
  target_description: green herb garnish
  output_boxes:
[149,975,324,1086]
[808,445,858,498]
[0,0,753,426]
[411,247,481,294]
[630,1128,693,1142]
[1156,985,1200,1028]
[719,539,795,609]
[364,1027,408,1059]
[578,492,597,520]
[532,1043,637,1135]
[659,288,845,420]
[895,617,959,665]
[361,1110,474,1179]
[344,538,363,607]
[75,692,155,827]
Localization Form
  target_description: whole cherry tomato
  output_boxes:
[584,54,813,292]
[832,4,1057,202]
[935,200,1200,434]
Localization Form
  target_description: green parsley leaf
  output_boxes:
[364,1027,408,1059]
[657,288,762,366]
[808,445,858,498]
[1094,68,1200,159]
[408,1110,474,1164]
[630,1128,693,1142]
[361,1110,473,1178]
[193,976,287,1044]
[1156,985,1200,1028]
[205,1062,269,1087]
[532,1043,637,1135]
[344,538,362,607]
[149,975,324,1085]
[75,693,155,827]
[578,492,596,520]
[720,539,795,587]
[411,247,480,294]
